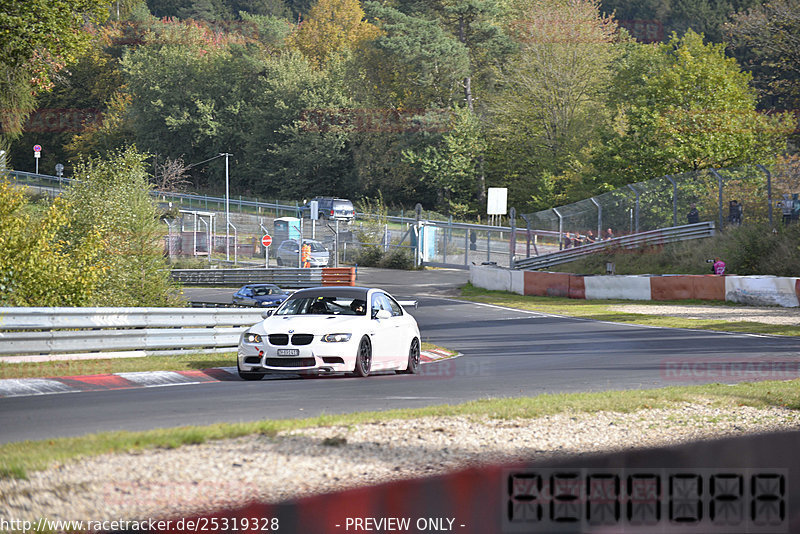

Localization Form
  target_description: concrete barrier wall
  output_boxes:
[469,265,519,294]
[470,265,799,307]
[725,276,800,307]
[584,275,652,301]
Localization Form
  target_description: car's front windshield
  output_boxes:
[304,241,326,252]
[275,295,366,316]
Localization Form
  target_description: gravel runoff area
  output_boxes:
[609,303,800,325]
[2,403,800,524]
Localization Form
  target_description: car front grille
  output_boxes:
[268,334,289,345]
[268,333,314,345]
[265,358,316,368]
[291,334,314,345]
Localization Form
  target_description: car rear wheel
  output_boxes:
[397,337,420,375]
[353,336,372,377]
[237,360,265,381]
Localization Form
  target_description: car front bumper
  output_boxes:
[237,336,357,374]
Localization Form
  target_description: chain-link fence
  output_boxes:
[519,162,800,253]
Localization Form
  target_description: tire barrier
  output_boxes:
[124,429,799,534]
[471,265,800,307]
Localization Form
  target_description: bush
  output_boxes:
[560,224,800,276]
[354,245,384,267]
[379,248,414,270]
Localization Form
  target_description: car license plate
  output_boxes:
[277,349,300,356]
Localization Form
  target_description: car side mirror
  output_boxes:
[373,309,392,320]
[261,310,274,319]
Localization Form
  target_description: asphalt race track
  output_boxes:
[1,268,799,444]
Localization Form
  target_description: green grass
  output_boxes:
[2,379,799,480]
[459,284,800,336]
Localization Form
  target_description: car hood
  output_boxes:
[252,314,367,334]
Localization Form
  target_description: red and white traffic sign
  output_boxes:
[261,234,273,247]
[33,144,42,157]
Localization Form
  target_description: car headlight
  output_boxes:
[322,333,351,343]
[243,332,262,343]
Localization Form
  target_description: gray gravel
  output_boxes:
[610,303,800,325]
[2,402,799,524]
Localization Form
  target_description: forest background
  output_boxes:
[1,0,798,218]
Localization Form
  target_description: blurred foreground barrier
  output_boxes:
[0,307,264,359]
[471,265,800,307]
[133,429,799,534]
[171,267,355,288]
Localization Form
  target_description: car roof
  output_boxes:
[243,283,280,289]
[288,286,376,300]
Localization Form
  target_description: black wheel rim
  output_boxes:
[359,339,371,371]
[410,339,420,368]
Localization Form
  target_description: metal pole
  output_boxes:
[710,168,724,230]
[757,164,773,227]
[220,152,232,261]
[553,208,563,249]
[627,184,640,233]
[509,207,516,268]
[666,175,677,226]
[590,197,602,237]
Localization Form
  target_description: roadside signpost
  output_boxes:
[33,145,41,174]
[261,234,272,267]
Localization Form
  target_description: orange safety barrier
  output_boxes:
[568,274,586,300]
[651,275,725,301]
[322,267,356,286]
[524,271,570,297]
[691,274,725,301]
[651,276,695,301]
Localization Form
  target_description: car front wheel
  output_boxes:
[398,338,420,374]
[353,336,372,377]
[237,359,265,381]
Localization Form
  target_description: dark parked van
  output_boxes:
[308,197,356,221]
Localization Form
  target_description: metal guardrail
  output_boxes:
[512,222,716,271]
[170,268,323,287]
[0,307,265,357]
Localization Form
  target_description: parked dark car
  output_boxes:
[232,284,289,308]
[304,197,356,221]
[276,239,330,267]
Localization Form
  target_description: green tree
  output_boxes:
[62,147,182,306]
[596,30,793,185]
[286,0,380,66]
[360,2,470,109]
[0,0,110,143]
[0,179,105,306]
[487,0,621,210]
[402,106,486,215]
[726,0,800,115]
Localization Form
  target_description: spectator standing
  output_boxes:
[603,228,614,240]
[728,200,743,226]
[779,194,793,226]
[585,230,596,243]
[687,203,699,224]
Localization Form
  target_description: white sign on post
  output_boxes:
[309,200,319,221]
[487,188,508,215]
